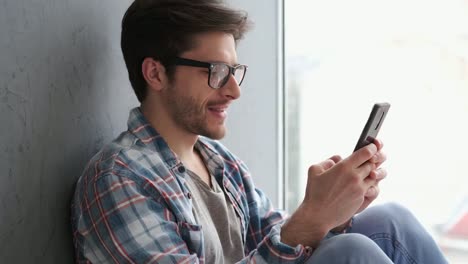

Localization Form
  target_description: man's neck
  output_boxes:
[141,103,212,187]
[140,103,198,162]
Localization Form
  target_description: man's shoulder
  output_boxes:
[78,132,127,177]
[79,131,165,184]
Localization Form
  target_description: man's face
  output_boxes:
[160,32,242,140]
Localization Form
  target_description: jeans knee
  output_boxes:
[369,202,416,227]
[309,234,392,263]
[358,202,429,242]
[382,202,413,218]
[330,233,377,252]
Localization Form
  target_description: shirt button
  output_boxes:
[178,166,186,173]
[187,192,192,199]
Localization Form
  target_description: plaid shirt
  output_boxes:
[72,107,313,263]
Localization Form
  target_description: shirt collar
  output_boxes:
[127,107,225,172]
[127,107,180,168]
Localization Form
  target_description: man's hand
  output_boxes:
[355,139,387,214]
[281,139,387,248]
[331,139,387,232]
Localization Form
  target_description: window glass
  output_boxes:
[285,1,468,262]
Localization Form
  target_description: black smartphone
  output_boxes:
[353,102,391,152]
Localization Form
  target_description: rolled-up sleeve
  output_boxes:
[239,189,313,264]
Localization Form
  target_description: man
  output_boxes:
[71,0,448,263]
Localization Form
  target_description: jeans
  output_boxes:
[306,203,448,264]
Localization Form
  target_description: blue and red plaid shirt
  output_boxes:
[71,107,313,263]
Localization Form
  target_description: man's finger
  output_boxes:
[368,168,387,181]
[373,138,384,151]
[371,151,387,164]
[365,185,380,198]
[308,158,337,175]
[321,158,337,171]
[349,144,378,168]
[329,155,342,164]
[356,160,377,180]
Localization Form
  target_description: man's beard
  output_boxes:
[163,89,226,140]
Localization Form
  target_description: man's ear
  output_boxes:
[142,57,167,92]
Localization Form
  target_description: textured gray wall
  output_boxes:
[0,0,281,262]
[0,0,135,262]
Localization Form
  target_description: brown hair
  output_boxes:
[121,0,251,102]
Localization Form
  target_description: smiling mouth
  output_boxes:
[207,101,230,113]
[207,104,229,120]
[208,106,227,113]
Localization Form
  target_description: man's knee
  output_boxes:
[362,202,419,234]
[369,202,415,223]
[319,234,379,253]
[362,202,435,244]
[307,234,392,263]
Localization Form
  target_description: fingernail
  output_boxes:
[366,186,375,196]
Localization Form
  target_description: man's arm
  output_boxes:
[236,187,315,263]
[74,172,200,264]
[225,160,314,263]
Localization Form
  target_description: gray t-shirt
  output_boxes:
[185,170,245,264]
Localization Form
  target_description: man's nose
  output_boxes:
[220,74,241,100]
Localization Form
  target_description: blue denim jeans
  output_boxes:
[306,203,448,264]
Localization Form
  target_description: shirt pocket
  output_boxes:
[178,221,204,256]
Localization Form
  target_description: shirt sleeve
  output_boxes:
[234,161,314,264]
[75,172,200,264]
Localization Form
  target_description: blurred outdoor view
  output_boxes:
[285,0,468,263]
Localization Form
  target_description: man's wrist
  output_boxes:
[330,218,353,234]
[280,204,330,248]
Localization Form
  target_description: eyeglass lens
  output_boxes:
[209,64,246,88]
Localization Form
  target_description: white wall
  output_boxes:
[223,0,284,208]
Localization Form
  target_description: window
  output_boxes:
[285,0,468,262]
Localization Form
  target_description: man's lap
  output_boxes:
[305,203,448,264]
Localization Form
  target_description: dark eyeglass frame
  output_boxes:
[172,57,248,89]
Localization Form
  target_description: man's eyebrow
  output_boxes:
[210,60,240,66]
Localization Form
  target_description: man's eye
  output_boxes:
[212,67,227,75]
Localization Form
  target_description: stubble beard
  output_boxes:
[164,91,226,140]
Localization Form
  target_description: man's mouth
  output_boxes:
[208,106,227,113]
[207,103,230,118]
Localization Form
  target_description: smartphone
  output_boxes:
[353,102,391,152]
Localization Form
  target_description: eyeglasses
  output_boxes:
[172,57,248,89]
